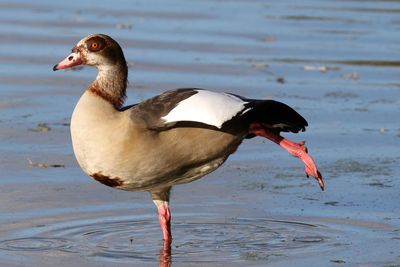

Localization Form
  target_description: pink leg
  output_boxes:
[154,200,172,244]
[249,123,325,190]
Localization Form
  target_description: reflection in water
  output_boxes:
[159,240,172,267]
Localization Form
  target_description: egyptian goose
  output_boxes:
[53,34,324,244]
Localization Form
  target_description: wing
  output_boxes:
[125,88,307,133]
[126,88,250,130]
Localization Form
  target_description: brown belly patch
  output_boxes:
[90,173,124,187]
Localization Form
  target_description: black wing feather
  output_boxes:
[241,100,308,133]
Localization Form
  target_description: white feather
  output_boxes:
[162,90,249,128]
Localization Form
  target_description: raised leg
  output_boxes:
[249,123,325,190]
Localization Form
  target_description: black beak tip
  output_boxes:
[53,64,59,71]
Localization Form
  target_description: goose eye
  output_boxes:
[89,42,100,51]
[87,37,105,52]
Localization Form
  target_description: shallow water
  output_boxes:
[1,0,400,266]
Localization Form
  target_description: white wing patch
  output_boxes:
[162,90,249,128]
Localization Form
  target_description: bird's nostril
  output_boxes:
[68,56,73,61]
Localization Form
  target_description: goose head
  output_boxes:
[53,34,126,71]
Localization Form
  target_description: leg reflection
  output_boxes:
[159,240,172,267]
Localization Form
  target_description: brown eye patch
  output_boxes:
[86,36,106,52]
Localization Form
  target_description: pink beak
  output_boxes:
[53,51,83,71]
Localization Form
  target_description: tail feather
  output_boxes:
[242,100,308,133]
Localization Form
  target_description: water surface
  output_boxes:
[0,0,399,266]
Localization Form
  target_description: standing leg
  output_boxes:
[153,199,172,243]
[249,123,325,190]
[151,187,172,244]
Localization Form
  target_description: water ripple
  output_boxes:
[0,216,334,262]
[0,237,74,252]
